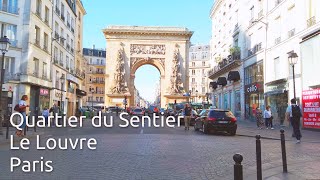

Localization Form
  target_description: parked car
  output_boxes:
[108,106,120,113]
[131,108,145,116]
[194,109,237,135]
[175,109,198,126]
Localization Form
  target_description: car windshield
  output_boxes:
[134,109,142,112]
[208,110,234,118]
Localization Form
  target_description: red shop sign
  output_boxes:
[40,88,49,96]
[302,89,320,129]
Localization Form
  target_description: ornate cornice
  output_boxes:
[103,26,193,38]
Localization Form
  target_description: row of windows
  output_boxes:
[35,0,50,26]
[54,21,75,54]
[190,87,207,94]
[53,46,75,71]
[54,0,75,33]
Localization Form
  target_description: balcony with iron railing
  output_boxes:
[247,43,262,57]
[4,73,20,82]
[307,16,316,28]
[288,29,295,38]
[275,37,281,45]
[208,51,241,79]
[33,71,39,78]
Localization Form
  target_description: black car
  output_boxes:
[194,109,237,135]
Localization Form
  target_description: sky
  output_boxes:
[82,0,213,102]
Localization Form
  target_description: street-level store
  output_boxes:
[265,79,288,126]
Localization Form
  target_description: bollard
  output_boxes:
[233,153,243,180]
[280,129,288,173]
[256,135,262,180]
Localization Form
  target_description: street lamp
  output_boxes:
[288,52,298,100]
[0,36,10,136]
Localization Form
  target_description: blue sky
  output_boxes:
[82,0,213,102]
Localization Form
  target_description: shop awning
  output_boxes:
[227,71,240,81]
[209,81,218,89]
[217,77,227,86]
[76,89,87,96]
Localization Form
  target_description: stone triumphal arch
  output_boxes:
[103,26,193,108]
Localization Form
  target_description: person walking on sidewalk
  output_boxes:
[286,99,302,144]
[184,103,192,130]
[42,107,49,126]
[256,107,264,129]
[264,106,274,129]
[15,95,29,137]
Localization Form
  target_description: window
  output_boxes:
[66,55,69,69]
[55,71,59,88]
[43,33,48,51]
[60,28,64,44]
[192,78,195,83]
[35,26,40,46]
[44,6,49,24]
[67,12,70,27]
[0,0,18,14]
[33,58,39,77]
[202,78,205,83]
[100,97,103,102]
[60,50,63,62]
[54,47,58,61]
[42,62,47,78]
[3,57,15,74]
[274,57,280,79]
[192,70,195,75]
[36,0,42,17]
[66,34,69,49]
[61,2,64,17]
[54,21,59,37]
[192,62,195,67]
[202,61,206,66]
[202,87,206,93]
[71,18,74,32]
[0,22,17,47]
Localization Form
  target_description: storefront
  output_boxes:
[51,89,65,113]
[66,74,80,117]
[29,86,51,116]
[265,79,288,126]
[245,82,264,119]
[244,62,264,120]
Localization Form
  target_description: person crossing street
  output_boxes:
[184,103,192,130]
[286,99,303,144]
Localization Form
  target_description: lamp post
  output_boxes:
[288,52,298,100]
[0,36,10,135]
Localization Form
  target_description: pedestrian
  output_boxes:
[15,95,29,137]
[42,107,49,126]
[264,106,274,129]
[286,99,302,144]
[50,102,60,126]
[256,107,264,129]
[184,103,192,130]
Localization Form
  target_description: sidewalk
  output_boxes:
[237,120,320,143]
[0,127,44,147]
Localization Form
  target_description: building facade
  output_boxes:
[189,45,211,103]
[0,0,86,119]
[83,47,106,108]
[209,0,320,124]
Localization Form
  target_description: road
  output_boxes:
[1,113,320,180]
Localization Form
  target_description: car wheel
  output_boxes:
[229,129,236,136]
[202,123,208,134]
